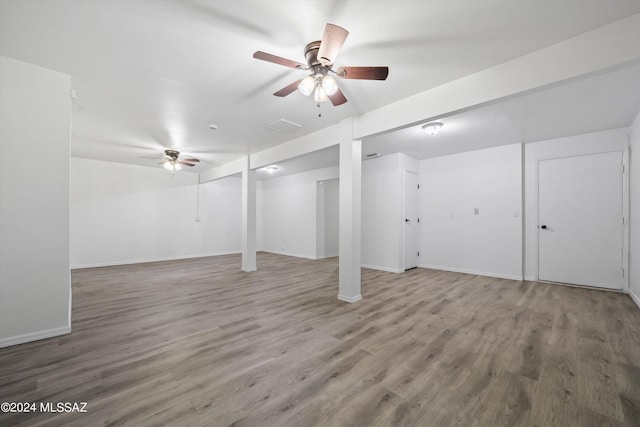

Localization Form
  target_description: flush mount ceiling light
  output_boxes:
[265,166,278,173]
[422,122,443,136]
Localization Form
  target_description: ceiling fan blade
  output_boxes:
[336,66,389,80]
[317,23,348,66]
[177,161,196,167]
[328,87,347,106]
[274,79,303,97]
[253,51,306,70]
[181,157,200,162]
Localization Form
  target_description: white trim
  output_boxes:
[420,264,523,281]
[338,294,362,303]
[537,149,628,289]
[0,326,70,349]
[524,276,536,282]
[71,251,241,270]
[525,130,631,282]
[402,169,420,271]
[361,264,404,273]
[628,289,640,311]
[261,250,317,260]
[316,253,339,260]
[623,146,630,292]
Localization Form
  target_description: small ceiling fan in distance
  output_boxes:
[253,23,389,110]
[148,149,200,172]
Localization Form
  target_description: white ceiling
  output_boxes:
[365,62,640,159]
[260,61,640,179]
[1,0,640,175]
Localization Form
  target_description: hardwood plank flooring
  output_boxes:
[1,252,640,426]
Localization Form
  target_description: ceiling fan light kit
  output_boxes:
[253,23,389,110]
[298,75,315,96]
[164,161,182,172]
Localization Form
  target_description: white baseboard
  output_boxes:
[628,289,640,310]
[338,294,362,303]
[524,275,537,282]
[0,325,71,349]
[261,250,317,260]
[419,264,523,281]
[315,253,339,260]
[361,264,404,273]
[71,251,241,269]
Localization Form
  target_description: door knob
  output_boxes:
[405,219,410,223]
[540,225,548,229]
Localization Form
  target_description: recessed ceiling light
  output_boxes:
[265,166,278,173]
[422,122,443,135]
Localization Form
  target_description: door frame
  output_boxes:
[534,148,629,291]
[402,169,419,271]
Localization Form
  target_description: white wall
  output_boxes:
[0,56,71,347]
[322,178,339,257]
[260,166,338,259]
[361,153,419,273]
[629,114,640,307]
[523,128,630,281]
[70,158,242,268]
[362,155,400,271]
[315,178,339,259]
[419,144,523,280]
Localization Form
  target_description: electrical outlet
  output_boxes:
[474,208,480,215]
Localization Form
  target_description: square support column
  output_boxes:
[241,156,257,272]
[338,133,362,303]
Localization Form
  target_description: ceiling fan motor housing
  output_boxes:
[304,41,323,68]
[164,149,180,160]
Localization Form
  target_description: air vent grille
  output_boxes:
[265,119,302,133]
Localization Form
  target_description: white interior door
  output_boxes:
[404,171,419,270]
[538,151,623,290]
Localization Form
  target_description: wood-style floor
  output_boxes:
[1,253,639,426]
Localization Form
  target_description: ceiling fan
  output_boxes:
[153,149,200,172]
[253,23,389,108]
